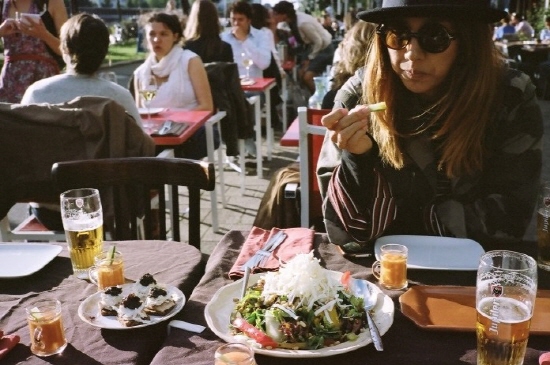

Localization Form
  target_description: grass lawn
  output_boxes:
[105,40,147,65]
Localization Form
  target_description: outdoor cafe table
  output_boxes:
[143,109,213,153]
[150,230,550,365]
[0,240,204,365]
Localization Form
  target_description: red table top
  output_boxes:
[145,109,212,146]
[280,116,299,147]
[240,77,276,92]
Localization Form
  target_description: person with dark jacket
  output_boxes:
[183,0,233,63]
[317,0,543,253]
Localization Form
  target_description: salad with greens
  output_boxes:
[230,253,368,350]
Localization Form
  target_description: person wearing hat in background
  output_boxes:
[317,0,543,253]
[272,0,334,94]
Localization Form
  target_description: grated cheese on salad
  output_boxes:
[261,252,344,311]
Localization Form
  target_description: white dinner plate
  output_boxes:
[374,235,485,271]
[204,272,394,358]
[78,283,185,330]
[137,107,165,116]
[0,243,62,278]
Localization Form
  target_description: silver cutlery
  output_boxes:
[240,266,251,299]
[354,278,384,351]
[242,231,287,270]
[158,120,173,135]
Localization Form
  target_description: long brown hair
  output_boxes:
[363,20,505,177]
[332,21,375,91]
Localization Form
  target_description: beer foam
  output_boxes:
[63,216,103,231]
[478,297,531,323]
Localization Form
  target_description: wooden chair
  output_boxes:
[51,157,215,249]
[298,107,331,228]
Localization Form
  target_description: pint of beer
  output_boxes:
[60,188,104,279]
[476,251,537,365]
[537,181,550,271]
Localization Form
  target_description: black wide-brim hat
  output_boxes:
[357,0,508,23]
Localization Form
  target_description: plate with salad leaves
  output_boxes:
[205,253,394,358]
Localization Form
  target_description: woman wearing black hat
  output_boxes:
[318,0,543,252]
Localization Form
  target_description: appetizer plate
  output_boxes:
[0,243,62,278]
[78,283,185,329]
[374,235,485,271]
[205,272,394,358]
[399,286,550,334]
[138,107,165,116]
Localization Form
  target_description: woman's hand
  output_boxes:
[0,18,18,37]
[322,105,373,155]
[17,18,49,40]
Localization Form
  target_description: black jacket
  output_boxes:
[205,62,254,156]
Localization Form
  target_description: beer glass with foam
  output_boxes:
[537,181,550,271]
[60,188,104,279]
[476,250,537,365]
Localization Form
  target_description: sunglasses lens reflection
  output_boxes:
[381,23,454,53]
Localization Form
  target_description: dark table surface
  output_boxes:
[0,240,204,365]
[150,230,550,365]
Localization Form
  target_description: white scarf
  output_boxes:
[147,45,182,79]
[136,46,195,109]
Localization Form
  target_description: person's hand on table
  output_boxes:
[322,105,373,155]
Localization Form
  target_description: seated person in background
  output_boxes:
[21,13,142,127]
[510,12,534,39]
[272,0,334,93]
[221,1,272,155]
[20,13,147,230]
[250,3,284,130]
[318,0,542,252]
[183,0,234,63]
[134,12,214,159]
[221,1,272,80]
[493,14,515,41]
[322,21,375,109]
[540,16,550,42]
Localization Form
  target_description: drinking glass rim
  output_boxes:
[60,188,100,199]
[479,250,537,272]
[25,298,61,315]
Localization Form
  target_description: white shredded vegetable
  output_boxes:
[260,252,344,311]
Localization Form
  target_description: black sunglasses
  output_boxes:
[376,23,457,54]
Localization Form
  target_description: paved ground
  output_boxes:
[6,61,550,255]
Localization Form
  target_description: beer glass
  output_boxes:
[60,188,104,279]
[26,299,67,357]
[476,250,537,365]
[537,181,550,271]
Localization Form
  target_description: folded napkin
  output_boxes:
[0,330,20,361]
[228,227,315,279]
